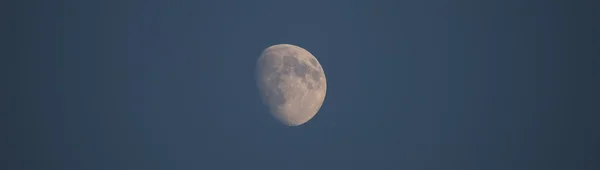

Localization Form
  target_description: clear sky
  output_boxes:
[4,0,599,169]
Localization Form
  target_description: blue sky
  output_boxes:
[4,0,599,169]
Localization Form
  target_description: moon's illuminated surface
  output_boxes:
[256,44,327,126]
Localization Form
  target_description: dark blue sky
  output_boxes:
[4,0,599,169]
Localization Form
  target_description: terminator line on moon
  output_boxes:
[256,44,327,126]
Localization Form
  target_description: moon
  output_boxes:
[256,44,327,126]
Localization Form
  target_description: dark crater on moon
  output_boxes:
[280,55,321,90]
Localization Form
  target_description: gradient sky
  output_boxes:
[4,0,599,170]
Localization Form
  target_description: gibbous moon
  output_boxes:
[256,44,327,126]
